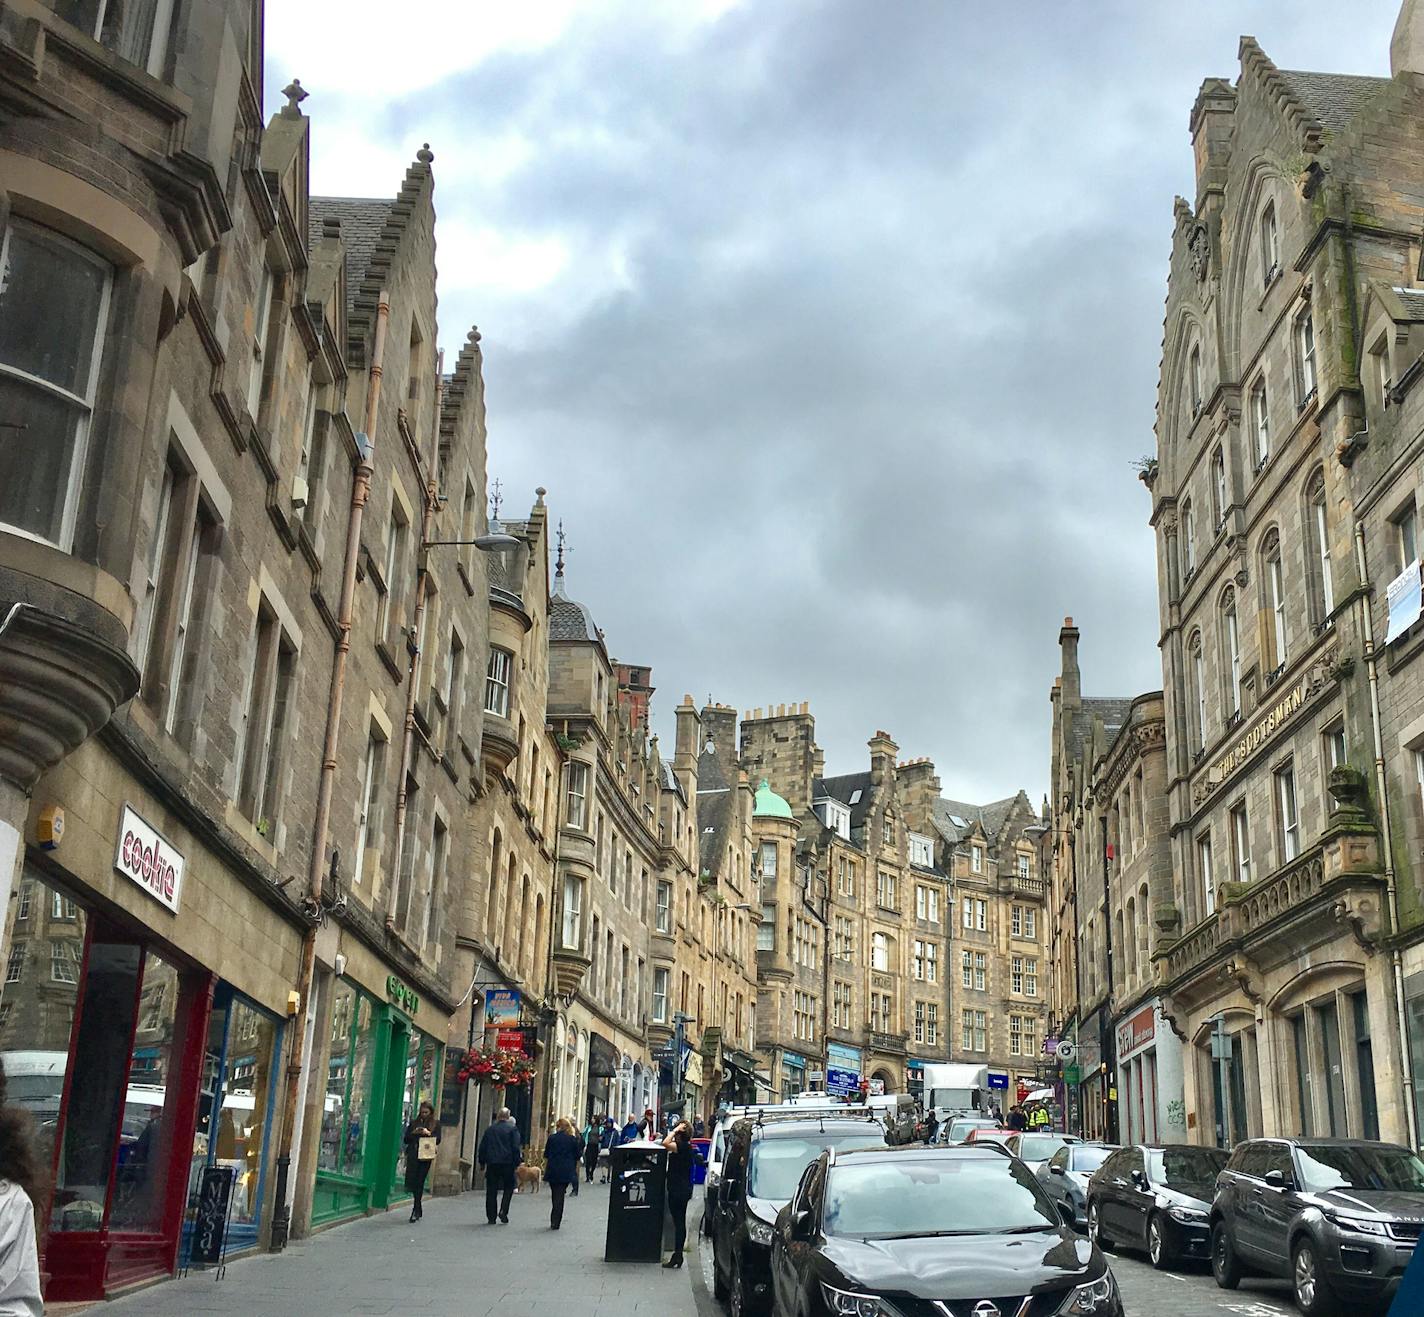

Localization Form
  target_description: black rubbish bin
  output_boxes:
[605,1142,667,1262]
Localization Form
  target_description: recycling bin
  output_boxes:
[605,1142,668,1262]
[691,1138,711,1186]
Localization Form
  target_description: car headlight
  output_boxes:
[747,1217,774,1246]
[1168,1206,1208,1224]
[820,1283,890,1317]
[1329,1213,1387,1236]
[1060,1271,1118,1315]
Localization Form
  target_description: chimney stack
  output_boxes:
[1059,616,1081,710]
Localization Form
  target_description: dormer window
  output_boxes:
[1370,333,1392,409]
[1260,202,1280,285]
[814,797,851,840]
[882,814,894,847]
[970,844,983,874]
[908,833,933,868]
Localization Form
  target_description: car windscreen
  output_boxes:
[1068,1146,1114,1174]
[1017,1135,1066,1161]
[823,1156,1059,1238]
[746,1133,886,1202]
[947,1119,994,1142]
[1294,1144,1424,1193]
[1147,1146,1228,1191]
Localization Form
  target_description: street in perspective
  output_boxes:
[6,0,1424,1315]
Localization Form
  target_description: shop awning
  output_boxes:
[588,1033,620,1079]
[723,1048,759,1075]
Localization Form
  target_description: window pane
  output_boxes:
[343,995,375,1178]
[0,224,107,395]
[0,374,85,541]
[52,940,142,1232]
[319,980,356,1173]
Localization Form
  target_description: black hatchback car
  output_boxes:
[1211,1137,1424,1315]
[770,1144,1123,1317]
[710,1113,887,1317]
[1086,1144,1227,1269]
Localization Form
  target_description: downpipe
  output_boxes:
[1353,519,1418,1150]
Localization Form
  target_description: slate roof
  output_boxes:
[1395,287,1424,321]
[931,794,1022,846]
[308,197,393,313]
[1278,70,1389,135]
[697,743,735,877]
[815,772,874,829]
[1067,696,1134,766]
[549,575,603,644]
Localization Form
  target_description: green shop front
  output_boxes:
[311,969,443,1227]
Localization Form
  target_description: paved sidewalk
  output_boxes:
[96,1180,701,1317]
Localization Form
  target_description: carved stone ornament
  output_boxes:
[1189,225,1211,283]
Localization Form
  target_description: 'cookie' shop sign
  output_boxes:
[114,804,185,913]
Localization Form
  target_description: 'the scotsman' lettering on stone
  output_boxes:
[1210,683,1306,786]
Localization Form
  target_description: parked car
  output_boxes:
[1039,1142,1117,1229]
[943,1114,1000,1146]
[1211,1137,1424,1315]
[769,1143,1123,1317]
[709,1112,887,1317]
[1005,1130,1081,1173]
[1086,1143,1227,1269]
[963,1127,1015,1150]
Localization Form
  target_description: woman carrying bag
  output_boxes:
[403,1101,440,1223]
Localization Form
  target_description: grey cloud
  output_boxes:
[270,0,1395,801]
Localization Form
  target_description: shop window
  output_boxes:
[319,981,375,1181]
[397,1034,441,1188]
[0,219,112,549]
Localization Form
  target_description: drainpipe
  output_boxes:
[385,356,445,933]
[1352,520,1418,1149]
[1067,820,1082,1138]
[269,291,391,1250]
[1100,811,1116,1144]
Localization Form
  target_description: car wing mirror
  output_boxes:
[1131,1170,1147,1190]
[1049,1164,1066,1176]
[791,1208,813,1240]
[1263,1170,1292,1191]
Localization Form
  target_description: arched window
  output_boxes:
[1182,499,1197,577]
[1188,344,1204,414]
[1188,630,1207,752]
[1260,202,1279,283]
[1220,587,1241,717]
[1210,446,1228,529]
[1262,529,1287,675]
[1251,377,1270,469]
[486,828,503,934]
[502,853,518,958]
[1306,471,1334,627]
[1138,883,1151,966]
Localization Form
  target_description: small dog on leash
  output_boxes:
[515,1162,543,1194]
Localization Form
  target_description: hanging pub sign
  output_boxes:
[114,804,185,913]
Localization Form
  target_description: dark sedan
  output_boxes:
[770,1144,1123,1317]
[1039,1143,1117,1230]
[1087,1144,1228,1269]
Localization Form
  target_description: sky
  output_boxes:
[266,1,1397,805]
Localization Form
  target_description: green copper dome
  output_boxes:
[754,779,794,819]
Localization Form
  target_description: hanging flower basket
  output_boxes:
[457,1043,536,1088]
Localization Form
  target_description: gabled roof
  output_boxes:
[1278,69,1390,135]
[931,794,1022,846]
[307,197,393,315]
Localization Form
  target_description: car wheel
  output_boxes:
[1211,1221,1242,1290]
[1148,1213,1171,1270]
[1088,1201,1114,1251]
[1293,1239,1340,1317]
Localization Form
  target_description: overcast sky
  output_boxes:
[267,1,1396,806]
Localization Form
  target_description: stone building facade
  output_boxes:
[1142,11,1424,1150]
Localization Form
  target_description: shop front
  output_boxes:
[586,1032,619,1124]
[780,1050,806,1099]
[310,971,443,1229]
[1114,999,1186,1146]
[826,1042,862,1099]
[8,770,302,1302]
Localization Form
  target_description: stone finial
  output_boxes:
[1326,765,1372,829]
[417,142,435,164]
[281,79,308,117]
[535,486,547,505]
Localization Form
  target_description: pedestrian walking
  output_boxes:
[1007,1104,1027,1131]
[599,1115,619,1183]
[0,1061,41,1317]
[543,1117,582,1230]
[923,1110,939,1144]
[582,1120,600,1184]
[566,1116,583,1197]
[620,1114,639,1142]
[636,1107,658,1140]
[478,1107,522,1225]
[692,1115,705,1138]
[661,1120,697,1269]
[403,1101,439,1223]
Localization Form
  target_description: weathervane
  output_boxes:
[555,520,569,579]
[489,478,503,523]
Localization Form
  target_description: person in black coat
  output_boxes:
[543,1117,582,1230]
[478,1107,523,1224]
[661,1120,697,1268]
[403,1101,439,1223]
[582,1119,601,1183]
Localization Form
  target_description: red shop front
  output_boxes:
[6,859,211,1300]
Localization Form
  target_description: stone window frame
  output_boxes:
[1219,585,1242,721]
[1182,497,1198,578]
[1197,830,1215,919]
[1210,444,1229,532]
[1187,340,1204,416]
[1259,528,1288,681]
[1260,201,1281,287]
[233,580,302,836]
[1250,375,1271,473]
[1294,305,1318,408]
[1389,494,1419,579]
[1273,755,1300,866]
[1187,628,1208,755]
[1304,469,1335,631]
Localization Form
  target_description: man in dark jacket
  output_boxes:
[478,1107,522,1224]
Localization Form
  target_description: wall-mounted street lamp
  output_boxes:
[424,533,524,551]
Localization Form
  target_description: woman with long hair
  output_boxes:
[0,1060,43,1314]
[661,1120,696,1269]
[402,1101,439,1223]
[542,1117,582,1231]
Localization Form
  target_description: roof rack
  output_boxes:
[746,1104,876,1128]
